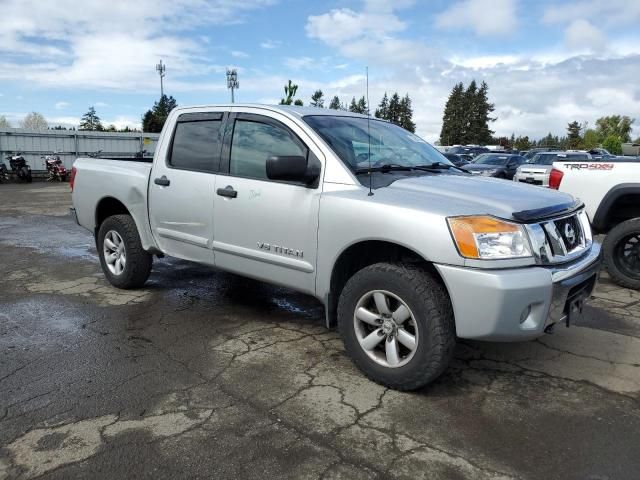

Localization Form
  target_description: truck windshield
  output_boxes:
[303,115,451,171]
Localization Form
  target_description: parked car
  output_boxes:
[550,159,640,289]
[523,147,560,161]
[462,153,527,179]
[447,146,490,158]
[71,104,600,391]
[587,148,615,160]
[514,151,591,187]
[442,152,469,167]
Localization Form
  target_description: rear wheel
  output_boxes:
[97,214,152,289]
[603,218,640,290]
[337,262,456,391]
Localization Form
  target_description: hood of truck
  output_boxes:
[380,173,576,221]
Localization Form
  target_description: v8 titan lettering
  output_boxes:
[257,242,303,258]
[71,104,601,391]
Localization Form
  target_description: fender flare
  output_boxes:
[592,183,640,232]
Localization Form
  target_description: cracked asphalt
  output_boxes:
[1,182,639,479]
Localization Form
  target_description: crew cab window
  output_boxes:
[230,119,306,180]
[170,119,223,172]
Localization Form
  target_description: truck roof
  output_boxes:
[172,103,373,119]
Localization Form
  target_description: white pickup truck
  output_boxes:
[70,104,601,390]
[550,160,640,289]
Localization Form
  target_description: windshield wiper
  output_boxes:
[413,162,464,172]
[355,163,413,174]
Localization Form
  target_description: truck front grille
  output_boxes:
[525,211,592,264]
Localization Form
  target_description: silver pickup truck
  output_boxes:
[70,104,601,390]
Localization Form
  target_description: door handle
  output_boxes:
[216,185,237,198]
[154,176,170,186]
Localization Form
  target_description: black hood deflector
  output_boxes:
[511,199,584,222]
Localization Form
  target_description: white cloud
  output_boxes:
[305,2,425,64]
[435,0,517,36]
[260,40,281,49]
[54,101,69,110]
[94,102,109,108]
[564,19,607,53]
[0,0,275,91]
[231,50,249,58]
[543,0,640,26]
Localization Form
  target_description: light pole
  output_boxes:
[156,60,166,98]
[226,68,239,103]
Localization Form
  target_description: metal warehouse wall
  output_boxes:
[0,129,160,170]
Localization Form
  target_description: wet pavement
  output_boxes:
[1,182,639,479]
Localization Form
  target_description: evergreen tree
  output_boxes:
[280,80,300,105]
[473,81,495,145]
[398,94,416,132]
[310,90,324,108]
[142,95,178,133]
[566,121,582,149]
[387,93,402,125]
[439,82,465,145]
[513,135,531,151]
[79,106,103,131]
[375,93,389,119]
[348,96,367,114]
[329,96,341,110]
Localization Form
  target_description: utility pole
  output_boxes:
[226,68,239,103]
[156,60,166,98]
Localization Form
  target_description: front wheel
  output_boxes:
[603,218,640,290]
[97,214,152,289]
[337,262,456,391]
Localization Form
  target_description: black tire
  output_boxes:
[337,262,456,391]
[603,218,640,290]
[97,214,152,289]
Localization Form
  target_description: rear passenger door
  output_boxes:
[148,111,226,265]
[212,110,323,295]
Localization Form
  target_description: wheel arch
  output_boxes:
[592,183,640,233]
[95,196,131,237]
[324,239,447,328]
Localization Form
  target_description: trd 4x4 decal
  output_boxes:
[563,163,614,170]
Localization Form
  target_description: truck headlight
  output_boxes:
[447,216,532,259]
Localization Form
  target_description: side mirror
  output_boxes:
[266,155,319,186]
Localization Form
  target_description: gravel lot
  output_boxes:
[1,182,639,479]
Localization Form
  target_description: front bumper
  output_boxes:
[435,243,601,341]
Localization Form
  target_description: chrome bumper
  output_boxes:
[435,243,601,341]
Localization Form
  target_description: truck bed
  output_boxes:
[72,157,155,250]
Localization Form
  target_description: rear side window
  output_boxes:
[230,119,306,180]
[170,119,223,172]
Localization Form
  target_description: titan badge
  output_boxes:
[257,242,304,258]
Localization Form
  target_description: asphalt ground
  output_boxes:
[1,182,639,479]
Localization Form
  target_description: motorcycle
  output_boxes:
[42,153,67,181]
[5,152,32,183]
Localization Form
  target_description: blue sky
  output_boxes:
[1,0,639,141]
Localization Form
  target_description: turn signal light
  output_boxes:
[549,168,563,190]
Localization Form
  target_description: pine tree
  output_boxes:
[329,96,341,110]
[280,80,300,105]
[348,96,367,114]
[566,121,582,149]
[142,95,178,133]
[79,106,103,131]
[472,81,495,145]
[398,94,416,132]
[439,82,465,145]
[375,93,389,119]
[310,90,324,108]
[388,93,402,125]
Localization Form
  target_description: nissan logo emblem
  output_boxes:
[564,223,577,245]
